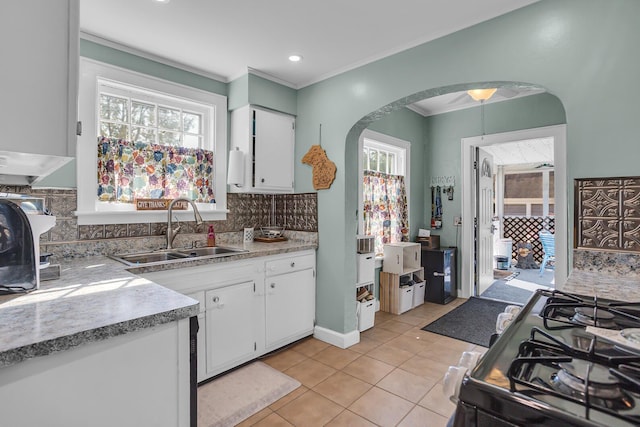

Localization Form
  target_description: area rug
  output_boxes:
[422,297,518,347]
[197,361,301,427]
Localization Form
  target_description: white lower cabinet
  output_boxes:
[143,249,315,381]
[266,267,315,351]
[205,281,260,376]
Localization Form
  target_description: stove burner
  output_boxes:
[554,360,623,399]
[572,306,618,328]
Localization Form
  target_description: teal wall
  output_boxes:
[297,0,640,334]
[425,93,566,249]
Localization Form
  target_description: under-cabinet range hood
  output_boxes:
[0,150,73,186]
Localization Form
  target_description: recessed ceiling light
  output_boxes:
[288,54,303,62]
[154,0,170,3]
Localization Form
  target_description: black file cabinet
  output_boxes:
[421,247,457,304]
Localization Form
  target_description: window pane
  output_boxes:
[388,153,396,174]
[158,107,181,131]
[369,150,378,172]
[160,131,181,146]
[131,101,156,127]
[363,148,369,170]
[100,122,128,139]
[183,134,201,148]
[100,94,128,122]
[131,126,157,144]
[379,152,388,174]
[183,112,201,134]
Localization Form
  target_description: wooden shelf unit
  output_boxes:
[379,267,424,314]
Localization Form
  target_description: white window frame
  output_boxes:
[76,58,228,225]
[358,129,410,261]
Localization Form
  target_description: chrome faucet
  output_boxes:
[167,198,203,250]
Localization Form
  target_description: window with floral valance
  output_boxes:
[97,137,215,203]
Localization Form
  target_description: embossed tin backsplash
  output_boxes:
[576,177,640,251]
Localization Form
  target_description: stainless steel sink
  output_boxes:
[110,246,247,266]
[110,250,191,266]
[176,246,247,257]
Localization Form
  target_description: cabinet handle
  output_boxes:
[290,262,295,268]
[397,254,400,264]
[433,272,445,277]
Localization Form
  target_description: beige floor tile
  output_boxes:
[349,386,415,427]
[268,385,308,411]
[349,336,383,354]
[366,343,414,366]
[283,358,336,388]
[276,390,343,427]
[397,405,450,427]
[385,334,431,354]
[311,345,362,370]
[290,337,330,357]
[313,371,372,407]
[374,311,397,324]
[236,407,273,426]
[342,355,395,385]
[251,412,294,427]
[396,312,430,326]
[360,326,400,343]
[324,410,377,427]
[377,319,416,334]
[262,348,307,371]
[399,355,450,382]
[418,382,457,419]
[377,368,437,403]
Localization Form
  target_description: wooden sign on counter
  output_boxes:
[135,198,188,210]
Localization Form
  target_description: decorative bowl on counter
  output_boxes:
[260,226,285,239]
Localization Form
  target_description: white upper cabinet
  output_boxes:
[2,0,78,159]
[229,105,295,193]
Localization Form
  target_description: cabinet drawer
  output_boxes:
[265,254,314,276]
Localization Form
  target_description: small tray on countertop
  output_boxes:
[253,236,288,243]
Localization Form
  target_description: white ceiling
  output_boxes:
[483,137,554,168]
[80,0,539,90]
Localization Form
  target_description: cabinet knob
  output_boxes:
[212,296,220,303]
[290,262,295,268]
[270,283,276,289]
[261,178,265,183]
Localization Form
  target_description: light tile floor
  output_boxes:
[236,299,488,427]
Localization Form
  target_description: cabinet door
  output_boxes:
[2,0,78,157]
[265,268,315,349]
[254,108,294,191]
[205,281,258,376]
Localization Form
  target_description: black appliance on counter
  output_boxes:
[421,246,456,304]
[451,289,640,427]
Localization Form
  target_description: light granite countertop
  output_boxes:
[0,240,316,368]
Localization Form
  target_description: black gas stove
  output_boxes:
[452,289,640,427]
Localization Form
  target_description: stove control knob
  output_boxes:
[458,351,481,370]
[443,365,467,403]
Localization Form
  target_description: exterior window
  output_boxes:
[359,130,410,257]
[77,58,228,225]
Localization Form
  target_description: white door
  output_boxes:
[476,147,494,295]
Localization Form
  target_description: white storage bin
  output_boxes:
[357,299,375,331]
[357,252,375,284]
[412,281,425,308]
[399,286,414,314]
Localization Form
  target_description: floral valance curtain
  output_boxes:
[97,137,214,203]
[363,170,409,256]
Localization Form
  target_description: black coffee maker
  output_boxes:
[0,199,37,293]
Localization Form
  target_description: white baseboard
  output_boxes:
[313,325,360,349]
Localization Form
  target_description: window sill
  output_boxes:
[75,209,228,225]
